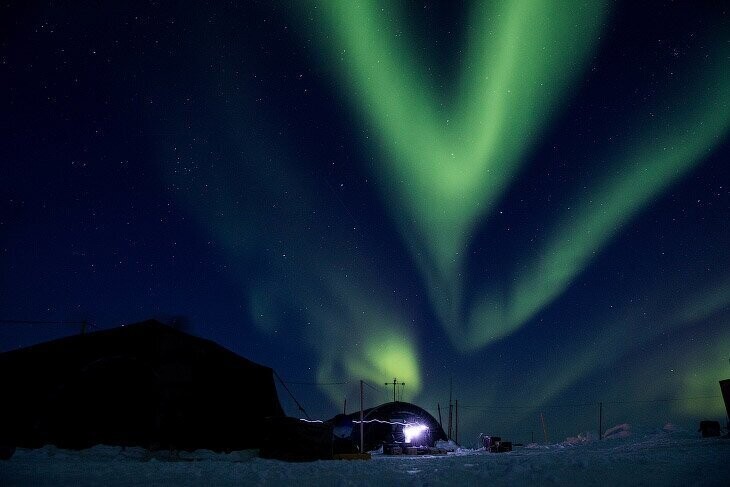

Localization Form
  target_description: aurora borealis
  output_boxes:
[1,0,729,443]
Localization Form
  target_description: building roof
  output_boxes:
[0,319,284,451]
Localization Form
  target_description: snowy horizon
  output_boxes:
[3,425,728,486]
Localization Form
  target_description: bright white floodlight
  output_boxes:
[403,424,428,443]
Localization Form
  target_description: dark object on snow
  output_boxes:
[383,443,402,455]
[261,408,422,461]
[334,401,447,452]
[481,435,500,449]
[0,319,284,452]
[259,417,334,461]
[332,414,358,454]
[481,435,512,452]
[698,421,721,438]
[0,445,15,460]
[495,441,512,452]
[382,444,443,455]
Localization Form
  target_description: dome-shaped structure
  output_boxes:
[337,401,447,451]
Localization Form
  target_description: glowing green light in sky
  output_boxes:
[677,339,729,417]
[466,48,730,350]
[155,48,424,410]
[250,269,423,405]
[155,2,730,428]
[303,0,608,342]
[443,277,730,434]
[344,331,421,399]
[306,274,422,404]
[302,1,730,351]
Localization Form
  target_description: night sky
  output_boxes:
[2,1,729,444]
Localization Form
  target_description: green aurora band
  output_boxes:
[298,272,422,404]
[301,0,730,351]
[468,45,730,350]
[521,275,730,425]
[152,1,729,426]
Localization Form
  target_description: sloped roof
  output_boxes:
[0,319,284,451]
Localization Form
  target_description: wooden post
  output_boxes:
[437,403,443,429]
[360,380,364,453]
[540,412,549,444]
[343,398,347,415]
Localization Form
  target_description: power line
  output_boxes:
[282,381,348,386]
[603,395,721,405]
[273,370,311,420]
[461,403,595,411]
[362,380,385,393]
[461,395,723,412]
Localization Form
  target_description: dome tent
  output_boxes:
[0,319,284,452]
[259,401,448,461]
[338,401,448,452]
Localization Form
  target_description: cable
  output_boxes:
[460,395,723,412]
[273,370,311,420]
[602,396,722,405]
[362,380,385,393]
[282,381,348,386]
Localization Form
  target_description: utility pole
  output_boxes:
[448,405,453,441]
[360,380,364,453]
[598,402,603,440]
[540,412,549,444]
[455,399,459,445]
[448,378,453,440]
[385,378,404,403]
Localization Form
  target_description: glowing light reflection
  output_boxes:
[403,424,429,444]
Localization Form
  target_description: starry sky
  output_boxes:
[1,1,729,444]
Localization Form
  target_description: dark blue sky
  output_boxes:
[1,1,728,443]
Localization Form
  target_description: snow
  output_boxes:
[2,427,728,486]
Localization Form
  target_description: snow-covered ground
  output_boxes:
[2,426,728,486]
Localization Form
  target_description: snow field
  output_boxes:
[1,429,728,486]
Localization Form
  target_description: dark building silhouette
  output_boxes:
[0,319,284,451]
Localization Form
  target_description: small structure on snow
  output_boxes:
[259,401,447,461]
[338,401,447,452]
